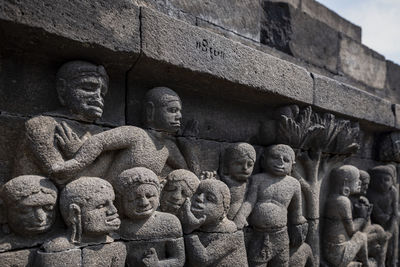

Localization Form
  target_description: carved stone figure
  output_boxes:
[351,170,391,267]
[368,165,399,267]
[113,167,185,267]
[0,175,58,265]
[220,142,256,221]
[182,179,248,267]
[160,169,200,218]
[13,60,110,185]
[36,177,126,267]
[235,144,307,267]
[51,87,198,184]
[323,165,369,267]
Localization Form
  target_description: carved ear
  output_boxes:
[68,203,82,244]
[342,186,350,197]
[56,78,67,106]
[145,102,155,124]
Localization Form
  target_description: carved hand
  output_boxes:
[55,121,90,159]
[200,170,217,180]
[181,198,206,234]
[142,248,159,267]
[233,215,248,230]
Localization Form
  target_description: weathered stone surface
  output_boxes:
[261,1,339,72]
[301,0,361,42]
[135,0,261,41]
[313,73,395,127]
[140,7,314,105]
[0,0,140,54]
[339,36,387,89]
[385,60,400,102]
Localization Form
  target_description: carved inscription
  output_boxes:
[196,39,225,60]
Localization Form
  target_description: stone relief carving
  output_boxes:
[368,165,399,267]
[1,60,397,267]
[234,144,307,266]
[12,60,111,186]
[36,177,126,267]
[113,167,185,267]
[182,179,248,267]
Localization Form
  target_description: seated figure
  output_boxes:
[368,165,399,267]
[219,142,256,221]
[113,167,185,267]
[13,61,111,186]
[0,175,58,266]
[323,165,369,267]
[160,169,200,219]
[51,87,198,184]
[36,177,126,267]
[182,179,248,267]
[350,170,391,267]
[234,144,307,267]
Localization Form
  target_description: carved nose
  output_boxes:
[171,190,181,200]
[139,197,150,206]
[35,208,47,223]
[107,202,118,215]
[196,193,205,203]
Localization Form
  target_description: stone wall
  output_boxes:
[0,0,399,266]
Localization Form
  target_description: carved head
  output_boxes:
[56,61,109,122]
[60,177,120,244]
[222,143,256,182]
[359,170,370,195]
[262,144,295,177]
[143,87,182,134]
[191,179,230,227]
[369,165,396,193]
[160,169,200,215]
[1,175,58,236]
[329,165,361,196]
[114,167,160,220]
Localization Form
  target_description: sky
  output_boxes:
[317,0,400,64]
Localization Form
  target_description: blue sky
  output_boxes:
[317,0,400,64]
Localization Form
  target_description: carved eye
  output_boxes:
[96,203,106,209]
[283,157,291,163]
[206,194,217,202]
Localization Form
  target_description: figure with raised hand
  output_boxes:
[182,179,248,267]
[368,165,399,267]
[219,142,256,221]
[323,165,369,267]
[113,167,185,267]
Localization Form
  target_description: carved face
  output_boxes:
[152,99,182,133]
[264,148,293,177]
[347,176,361,195]
[64,75,107,121]
[227,156,254,182]
[377,173,393,193]
[360,176,370,195]
[191,183,225,226]
[7,191,57,236]
[160,180,192,214]
[80,187,120,236]
[123,184,159,219]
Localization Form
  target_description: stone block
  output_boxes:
[0,0,141,54]
[260,1,339,72]
[313,73,395,127]
[393,104,400,129]
[301,0,361,42]
[140,7,314,105]
[135,0,261,41]
[339,36,387,89]
[385,60,400,101]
